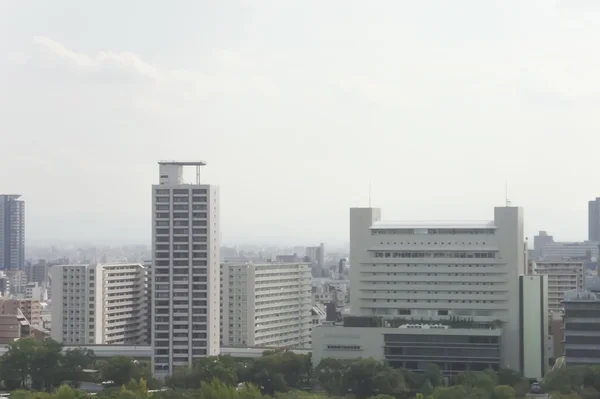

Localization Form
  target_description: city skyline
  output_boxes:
[3,1,600,246]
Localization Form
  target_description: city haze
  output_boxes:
[2,1,600,245]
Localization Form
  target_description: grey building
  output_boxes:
[0,195,25,271]
[533,231,554,261]
[563,290,600,366]
[589,198,600,242]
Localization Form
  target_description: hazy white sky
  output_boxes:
[1,0,600,246]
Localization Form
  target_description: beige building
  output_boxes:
[533,260,584,311]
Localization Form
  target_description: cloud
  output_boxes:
[29,36,279,98]
[33,36,160,80]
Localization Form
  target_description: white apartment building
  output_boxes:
[220,262,312,348]
[348,206,525,372]
[50,263,147,345]
[151,161,220,377]
[533,260,584,311]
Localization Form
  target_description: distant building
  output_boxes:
[0,299,44,344]
[0,195,25,271]
[306,243,325,267]
[50,263,147,345]
[589,198,600,242]
[540,241,599,262]
[29,260,48,285]
[533,231,554,261]
[7,270,27,295]
[220,262,312,348]
[533,260,584,311]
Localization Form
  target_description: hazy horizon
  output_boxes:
[2,1,600,246]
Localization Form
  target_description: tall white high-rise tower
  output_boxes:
[151,161,220,377]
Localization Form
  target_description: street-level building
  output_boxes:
[220,262,312,348]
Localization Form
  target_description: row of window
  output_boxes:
[156,228,208,235]
[374,251,496,259]
[156,189,207,195]
[371,228,495,235]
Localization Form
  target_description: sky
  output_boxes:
[1,0,600,247]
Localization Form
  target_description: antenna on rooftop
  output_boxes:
[505,181,512,207]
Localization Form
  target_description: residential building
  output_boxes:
[563,290,600,366]
[19,299,41,326]
[589,198,600,242]
[533,260,584,311]
[0,298,44,343]
[50,263,147,345]
[345,206,544,376]
[151,161,220,377]
[0,195,25,271]
[220,262,312,348]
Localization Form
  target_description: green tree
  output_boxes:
[492,385,515,399]
[59,348,96,388]
[496,369,521,387]
[30,339,64,391]
[314,358,348,396]
[166,355,238,389]
[432,385,469,399]
[99,356,140,387]
[341,358,406,399]
[424,364,443,388]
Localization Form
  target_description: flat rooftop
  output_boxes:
[371,220,496,229]
[158,160,206,166]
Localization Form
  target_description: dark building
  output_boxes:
[589,198,600,242]
[383,331,501,373]
[0,195,25,271]
[563,290,600,366]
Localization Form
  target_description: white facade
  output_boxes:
[349,207,524,371]
[50,263,147,345]
[151,161,220,377]
[220,262,311,348]
[25,282,47,301]
[533,260,584,311]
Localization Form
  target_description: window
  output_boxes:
[192,189,207,195]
